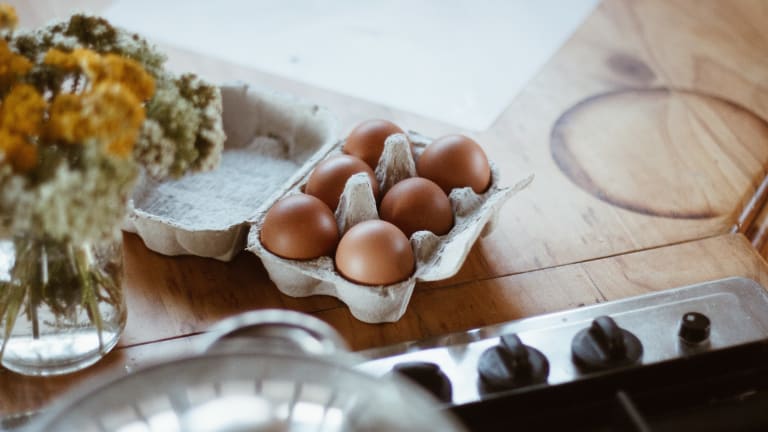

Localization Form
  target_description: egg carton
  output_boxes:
[123,81,531,323]
[247,132,533,323]
[123,82,338,260]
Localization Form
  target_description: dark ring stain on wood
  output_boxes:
[550,87,768,219]
[607,53,656,83]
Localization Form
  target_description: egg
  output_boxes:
[379,177,453,238]
[305,154,380,211]
[416,134,491,194]
[343,119,406,169]
[335,220,415,285]
[260,194,339,260]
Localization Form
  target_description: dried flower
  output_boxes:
[0,5,226,367]
[0,4,17,30]
[44,48,156,101]
[0,129,36,173]
[86,82,146,157]
[46,92,87,144]
[0,6,225,244]
[0,39,31,91]
[0,84,45,172]
[1,83,45,135]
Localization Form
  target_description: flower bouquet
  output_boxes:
[0,5,225,375]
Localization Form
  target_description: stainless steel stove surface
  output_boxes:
[357,277,768,406]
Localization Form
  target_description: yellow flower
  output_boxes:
[44,48,155,101]
[0,84,44,172]
[48,82,145,157]
[0,130,37,173]
[0,39,32,89]
[0,83,46,136]
[99,54,155,101]
[0,4,17,30]
[84,82,146,157]
[44,48,153,157]
[7,140,37,172]
[0,128,22,154]
[46,92,88,143]
[43,47,88,71]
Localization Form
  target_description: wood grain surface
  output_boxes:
[4,0,768,421]
[747,200,768,257]
[4,233,768,416]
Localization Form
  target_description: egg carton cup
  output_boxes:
[123,82,338,261]
[247,132,534,323]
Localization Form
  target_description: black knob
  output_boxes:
[571,316,643,372]
[679,312,710,345]
[477,334,549,393]
[392,361,452,403]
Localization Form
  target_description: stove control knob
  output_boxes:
[571,315,643,372]
[392,361,452,403]
[678,312,711,345]
[477,334,549,393]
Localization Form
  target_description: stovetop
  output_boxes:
[357,277,768,406]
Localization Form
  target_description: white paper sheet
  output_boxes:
[104,0,598,130]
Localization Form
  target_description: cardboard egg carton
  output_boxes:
[123,81,531,323]
[123,82,338,260]
[247,132,533,323]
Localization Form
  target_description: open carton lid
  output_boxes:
[123,82,338,261]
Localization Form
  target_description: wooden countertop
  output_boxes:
[4,0,768,418]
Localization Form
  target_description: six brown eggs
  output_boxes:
[260,119,492,286]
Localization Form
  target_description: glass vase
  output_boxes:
[0,233,126,376]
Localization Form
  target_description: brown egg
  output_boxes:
[260,194,339,260]
[305,154,380,211]
[380,177,453,238]
[335,220,415,285]
[416,134,491,194]
[343,119,406,169]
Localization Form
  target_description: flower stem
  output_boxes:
[0,281,26,359]
[0,235,120,361]
[17,238,42,340]
[75,245,104,350]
